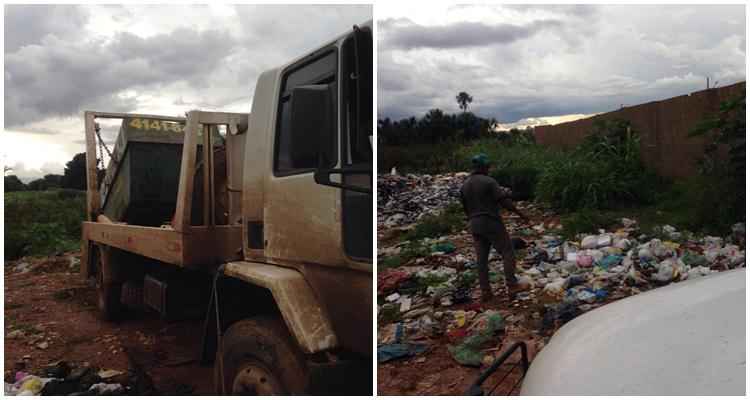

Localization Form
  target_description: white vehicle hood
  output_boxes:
[521,268,746,395]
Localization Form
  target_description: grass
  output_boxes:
[379,254,407,269]
[12,323,43,336]
[378,203,467,269]
[558,176,740,238]
[403,202,466,242]
[378,240,432,269]
[4,189,86,261]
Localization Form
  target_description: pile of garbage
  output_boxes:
[4,359,154,396]
[378,215,746,367]
[378,173,467,228]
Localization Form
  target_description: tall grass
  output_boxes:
[456,138,564,200]
[453,119,662,211]
[4,190,86,260]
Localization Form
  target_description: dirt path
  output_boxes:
[4,253,214,394]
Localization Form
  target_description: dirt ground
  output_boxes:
[4,253,214,395]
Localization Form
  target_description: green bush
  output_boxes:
[490,167,539,200]
[536,119,659,211]
[455,137,562,200]
[653,175,740,235]
[688,93,745,233]
[4,190,85,260]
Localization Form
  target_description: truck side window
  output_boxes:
[275,50,337,174]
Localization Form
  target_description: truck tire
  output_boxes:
[214,317,309,395]
[96,250,122,321]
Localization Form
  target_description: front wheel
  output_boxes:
[214,317,309,395]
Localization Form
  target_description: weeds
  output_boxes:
[380,255,406,269]
[4,190,85,260]
[403,203,466,242]
[536,119,661,211]
[560,208,616,238]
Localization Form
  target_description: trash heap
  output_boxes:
[378,173,746,368]
[378,173,467,228]
[4,360,140,396]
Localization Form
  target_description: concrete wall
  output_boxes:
[533,81,745,179]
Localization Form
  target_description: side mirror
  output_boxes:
[314,166,372,194]
[289,84,335,169]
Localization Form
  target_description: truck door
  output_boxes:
[264,49,345,267]
[340,25,373,261]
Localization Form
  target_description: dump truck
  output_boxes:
[80,21,373,395]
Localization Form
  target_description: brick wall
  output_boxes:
[533,81,745,178]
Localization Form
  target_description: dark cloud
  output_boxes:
[5,28,237,127]
[4,5,89,52]
[381,18,562,50]
[378,5,746,123]
[4,4,371,129]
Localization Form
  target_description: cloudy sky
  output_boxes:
[4,4,371,182]
[378,4,746,127]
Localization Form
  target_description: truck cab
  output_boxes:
[214,21,373,395]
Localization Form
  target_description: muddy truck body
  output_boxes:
[80,22,373,395]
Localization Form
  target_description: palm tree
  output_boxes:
[456,92,473,113]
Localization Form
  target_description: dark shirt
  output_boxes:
[460,172,512,234]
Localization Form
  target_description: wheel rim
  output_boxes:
[231,361,284,395]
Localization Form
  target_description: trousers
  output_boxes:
[470,216,517,295]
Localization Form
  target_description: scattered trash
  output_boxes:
[97,369,123,379]
[89,382,125,395]
[13,263,32,274]
[431,242,457,254]
[378,173,466,227]
[385,292,401,302]
[378,173,745,374]
[377,343,429,363]
[1,356,170,396]
[597,255,623,269]
[448,312,505,366]
[19,376,46,395]
[399,296,412,312]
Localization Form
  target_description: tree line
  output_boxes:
[378,91,537,146]
[378,109,501,146]
[5,153,91,192]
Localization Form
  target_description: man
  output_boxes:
[459,153,530,301]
